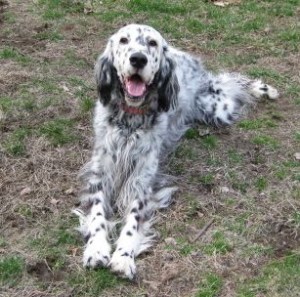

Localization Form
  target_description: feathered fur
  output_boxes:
[73,24,279,279]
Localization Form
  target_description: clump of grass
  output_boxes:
[185,128,199,139]
[0,256,24,286]
[29,221,80,271]
[39,119,77,146]
[201,135,218,150]
[203,231,232,255]
[239,253,300,296]
[238,118,277,130]
[196,273,223,297]
[37,0,84,20]
[0,47,30,64]
[69,268,125,296]
[252,134,279,149]
[4,127,31,156]
[255,177,268,192]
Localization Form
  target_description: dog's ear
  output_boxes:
[95,40,116,105]
[156,48,179,112]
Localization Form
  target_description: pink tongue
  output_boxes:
[126,79,146,97]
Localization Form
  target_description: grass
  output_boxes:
[39,119,78,146]
[203,231,232,255]
[0,256,24,286]
[239,253,300,296]
[1,0,300,296]
[196,274,223,297]
[0,47,30,64]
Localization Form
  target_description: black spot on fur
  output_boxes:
[135,215,140,222]
[84,232,91,243]
[95,228,100,232]
[223,104,228,111]
[101,223,105,229]
[121,252,129,257]
[138,201,144,210]
[131,207,137,213]
[97,212,102,216]
[126,231,133,236]
[95,198,101,205]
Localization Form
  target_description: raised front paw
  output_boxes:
[83,237,111,268]
[109,249,136,280]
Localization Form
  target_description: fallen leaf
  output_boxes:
[20,187,32,196]
[212,0,241,7]
[294,153,300,160]
[65,188,74,195]
[50,198,59,205]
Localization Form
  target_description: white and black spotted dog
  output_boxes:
[73,24,278,279]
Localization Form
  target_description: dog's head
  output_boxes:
[95,24,179,113]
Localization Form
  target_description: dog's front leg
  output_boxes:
[109,197,154,280]
[74,189,112,268]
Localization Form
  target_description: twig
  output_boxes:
[190,218,215,243]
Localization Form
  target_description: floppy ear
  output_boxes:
[95,40,117,106]
[156,48,179,112]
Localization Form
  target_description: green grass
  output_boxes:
[0,256,24,286]
[203,231,232,255]
[39,119,78,146]
[29,218,80,271]
[196,274,223,297]
[238,118,277,130]
[255,176,268,192]
[69,268,125,296]
[0,47,30,64]
[252,134,279,149]
[4,127,31,156]
[239,253,300,296]
[201,135,218,150]
[37,0,84,20]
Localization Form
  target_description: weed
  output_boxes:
[196,273,223,297]
[0,256,24,286]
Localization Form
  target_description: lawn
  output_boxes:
[0,0,299,296]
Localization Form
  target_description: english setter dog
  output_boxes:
[73,24,278,279]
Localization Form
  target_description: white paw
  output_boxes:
[83,236,111,268]
[250,80,279,100]
[109,250,136,280]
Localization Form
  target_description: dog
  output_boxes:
[73,24,278,280]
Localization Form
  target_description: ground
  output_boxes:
[0,0,299,296]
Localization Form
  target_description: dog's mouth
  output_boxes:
[124,74,148,104]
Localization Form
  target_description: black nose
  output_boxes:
[129,53,148,69]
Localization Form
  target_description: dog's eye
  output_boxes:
[120,37,129,44]
[148,40,157,47]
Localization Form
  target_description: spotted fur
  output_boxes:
[73,24,279,280]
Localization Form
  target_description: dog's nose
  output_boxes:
[129,53,148,69]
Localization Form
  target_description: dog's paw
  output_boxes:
[83,237,111,268]
[250,80,279,100]
[109,250,136,280]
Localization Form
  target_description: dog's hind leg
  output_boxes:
[193,73,279,127]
